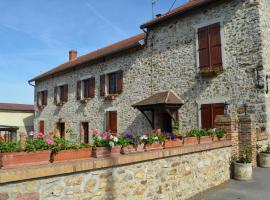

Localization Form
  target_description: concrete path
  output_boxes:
[201,168,270,200]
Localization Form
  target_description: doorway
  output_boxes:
[56,122,65,138]
[81,122,89,143]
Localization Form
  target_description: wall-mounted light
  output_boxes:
[243,103,248,116]
[224,101,230,116]
[266,75,269,94]
[255,68,264,89]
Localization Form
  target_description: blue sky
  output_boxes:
[0,0,187,104]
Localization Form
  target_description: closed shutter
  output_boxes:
[100,75,106,97]
[209,23,222,67]
[44,90,48,106]
[39,121,45,134]
[64,85,68,102]
[201,104,212,130]
[116,70,123,94]
[198,27,210,68]
[212,103,224,126]
[106,111,117,134]
[77,81,81,100]
[54,87,58,105]
[37,92,41,106]
[89,77,95,98]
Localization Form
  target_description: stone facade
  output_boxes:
[0,147,231,200]
[33,0,270,142]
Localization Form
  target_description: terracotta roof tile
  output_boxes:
[29,33,146,82]
[141,0,222,29]
[0,103,34,112]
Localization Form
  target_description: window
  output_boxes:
[106,111,117,134]
[81,122,89,143]
[201,103,224,130]
[39,121,45,134]
[100,70,123,97]
[198,23,222,69]
[77,77,95,100]
[37,90,48,108]
[56,122,65,138]
[54,84,68,105]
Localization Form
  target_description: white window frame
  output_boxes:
[194,18,225,70]
[196,98,228,129]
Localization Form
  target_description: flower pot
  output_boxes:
[110,146,121,156]
[121,145,136,154]
[164,139,183,148]
[52,148,92,162]
[199,136,212,144]
[233,161,253,181]
[145,142,163,151]
[259,152,270,168]
[92,147,111,158]
[212,136,225,142]
[136,144,145,152]
[183,137,198,146]
[0,150,51,169]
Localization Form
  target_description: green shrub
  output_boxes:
[0,141,22,153]
[239,145,252,164]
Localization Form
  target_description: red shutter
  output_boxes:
[89,77,95,98]
[54,87,58,105]
[37,92,41,107]
[212,103,224,126]
[108,111,117,134]
[100,75,106,97]
[64,85,68,102]
[44,90,48,106]
[198,27,210,68]
[77,81,81,100]
[116,70,123,94]
[39,121,45,134]
[201,104,212,130]
[209,23,222,67]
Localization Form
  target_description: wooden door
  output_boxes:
[82,122,89,143]
[107,111,117,134]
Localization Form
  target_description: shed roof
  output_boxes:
[0,103,34,112]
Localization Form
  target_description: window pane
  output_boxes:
[109,73,117,94]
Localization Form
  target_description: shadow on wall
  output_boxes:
[22,114,34,133]
[125,112,152,135]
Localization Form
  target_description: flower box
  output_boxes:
[144,142,164,151]
[212,136,225,142]
[110,146,121,156]
[199,66,223,77]
[183,137,198,146]
[164,139,183,148]
[199,136,212,144]
[52,148,92,162]
[105,94,118,101]
[121,145,136,154]
[0,150,51,169]
[136,144,145,152]
[92,147,111,158]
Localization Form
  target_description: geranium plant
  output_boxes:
[140,134,164,144]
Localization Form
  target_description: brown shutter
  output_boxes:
[37,92,40,107]
[54,87,58,105]
[39,121,45,134]
[44,90,48,106]
[198,27,210,68]
[116,70,123,94]
[77,81,81,100]
[209,23,222,67]
[89,77,95,98]
[201,104,212,130]
[110,111,117,134]
[212,103,224,126]
[100,75,106,97]
[64,85,68,102]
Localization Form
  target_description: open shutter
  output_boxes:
[110,111,117,134]
[212,103,224,126]
[54,87,58,105]
[100,75,106,97]
[77,81,81,100]
[116,70,123,94]
[44,90,48,106]
[39,121,45,134]
[89,77,95,98]
[64,85,68,102]
[37,92,41,107]
[198,27,210,68]
[201,104,212,130]
[209,23,222,67]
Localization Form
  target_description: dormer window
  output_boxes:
[37,90,48,109]
[54,84,68,106]
[77,77,95,102]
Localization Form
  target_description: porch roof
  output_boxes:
[0,125,19,132]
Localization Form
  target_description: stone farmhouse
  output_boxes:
[29,0,270,143]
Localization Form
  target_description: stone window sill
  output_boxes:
[199,66,224,77]
[105,94,118,101]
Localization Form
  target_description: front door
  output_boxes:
[106,111,117,134]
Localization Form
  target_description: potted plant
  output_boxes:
[163,132,183,148]
[197,130,212,144]
[141,134,164,151]
[0,132,53,169]
[92,131,110,158]
[108,134,121,156]
[234,145,253,181]
[183,130,198,146]
[259,143,270,168]
[212,127,226,141]
[120,133,137,154]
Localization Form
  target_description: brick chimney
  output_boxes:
[69,50,77,61]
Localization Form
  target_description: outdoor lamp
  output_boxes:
[243,103,248,116]
[255,68,264,89]
[224,101,230,116]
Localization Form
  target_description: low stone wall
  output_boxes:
[0,141,231,200]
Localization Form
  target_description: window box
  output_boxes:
[183,137,198,146]
[164,139,183,148]
[80,98,90,104]
[56,102,66,107]
[110,146,121,156]
[0,150,51,169]
[199,136,212,144]
[121,145,137,154]
[105,94,118,101]
[144,142,164,151]
[38,105,46,110]
[92,146,121,158]
[51,148,92,163]
[212,136,226,142]
[199,66,223,77]
[136,144,145,152]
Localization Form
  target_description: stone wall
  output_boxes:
[0,143,231,200]
[34,0,268,142]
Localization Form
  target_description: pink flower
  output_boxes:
[46,138,54,145]
[93,129,99,135]
[100,132,107,138]
[37,132,44,138]
[48,131,54,136]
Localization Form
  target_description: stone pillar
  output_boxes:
[238,115,257,167]
[215,115,239,160]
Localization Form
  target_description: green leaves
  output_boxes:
[239,145,252,164]
[0,141,22,153]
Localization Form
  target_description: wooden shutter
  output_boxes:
[100,75,106,97]
[44,90,48,106]
[107,111,117,134]
[64,85,68,102]
[77,81,81,100]
[54,87,58,105]
[212,103,224,126]
[37,92,41,106]
[201,104,212,130]
[89,77,95,98]
[198,27,210,68]
[39,121,45,134]
[116,70,123,94]
[209,23,222,67]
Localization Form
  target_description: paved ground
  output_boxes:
[200,168,270,200]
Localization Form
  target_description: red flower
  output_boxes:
[93,129,99,135]
[48,131,54,136]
